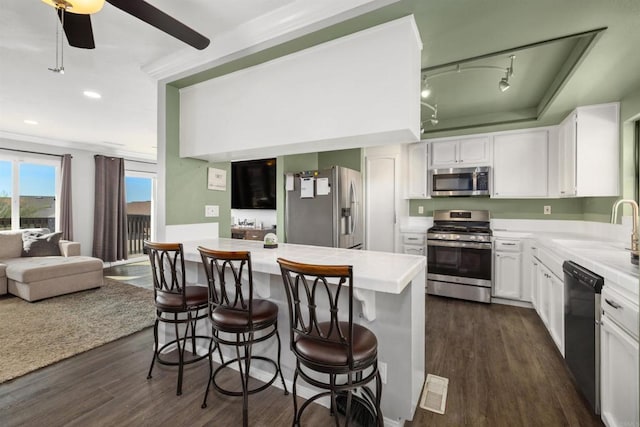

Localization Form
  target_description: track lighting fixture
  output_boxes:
[498,55,515,92]
[420,54,516,124]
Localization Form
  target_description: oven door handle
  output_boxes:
[427,240,492,250]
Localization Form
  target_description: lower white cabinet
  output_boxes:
[601,316,639,427]
[535,260,564,355]
[494,251,522,299]
[548,271,564,355]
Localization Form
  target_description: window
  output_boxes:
[0,160,11,230]
[125,173,154,257]
[0,155,59,231]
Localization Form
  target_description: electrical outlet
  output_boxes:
[379,361,387,384]
[544,205,551,215]
[418,206,424,214]
[205,205,219,217]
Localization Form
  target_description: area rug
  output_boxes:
[0,278,155,383]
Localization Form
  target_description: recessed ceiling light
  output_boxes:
[83,90,102,99]
[24,119,38,125]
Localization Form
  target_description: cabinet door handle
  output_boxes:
[502,243,517,246]
[605,298,622,309]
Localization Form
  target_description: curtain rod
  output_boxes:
[0,147,63,158]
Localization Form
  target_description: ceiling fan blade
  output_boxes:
[57,9,96,49]
[106,0,210,50]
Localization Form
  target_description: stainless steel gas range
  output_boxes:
[426,210,492,303]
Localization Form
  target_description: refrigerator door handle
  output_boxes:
[350,180,357,236]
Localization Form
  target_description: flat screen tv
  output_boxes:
[231,158,277,209]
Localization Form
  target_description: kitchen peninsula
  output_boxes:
[179,237,427,426]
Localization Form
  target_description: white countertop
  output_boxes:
[493,229,638,298]
[181,238,426,295]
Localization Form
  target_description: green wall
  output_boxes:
[408,197,618,222]
[165,85,232,237]
[318,148,361,171]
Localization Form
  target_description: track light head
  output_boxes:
[421,78,431,99]
[499,76,510,92]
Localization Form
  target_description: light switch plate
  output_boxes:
[205,205,219,217]
[418,206,424,214]
[543,205,551,215]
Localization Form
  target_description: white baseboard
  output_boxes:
[491,297,534,309]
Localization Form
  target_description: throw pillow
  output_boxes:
[22,231,63,257]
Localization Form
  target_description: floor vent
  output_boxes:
[419,373,449,415]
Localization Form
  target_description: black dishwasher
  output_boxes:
[563,261,604,415]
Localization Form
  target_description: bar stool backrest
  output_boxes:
[145,241,187,308]
[198,248,254,324]
[277,258,355,369]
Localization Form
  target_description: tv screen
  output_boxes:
[231,158,277,209]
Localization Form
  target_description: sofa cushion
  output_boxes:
[22,231,63,257]
[0,231,24,259]
[5,256,103,283]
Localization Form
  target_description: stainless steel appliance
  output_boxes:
[426,210,492,303]
[285,166,363,249]
[429,166,490,197]
[563,261,604,414]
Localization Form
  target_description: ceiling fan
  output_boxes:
[42,0,210,50]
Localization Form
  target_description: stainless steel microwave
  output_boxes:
[429,166,490,197]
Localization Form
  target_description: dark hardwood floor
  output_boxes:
[1,262,603,426]
[408,295,603,427]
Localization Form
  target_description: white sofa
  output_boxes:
[0,229,103,302]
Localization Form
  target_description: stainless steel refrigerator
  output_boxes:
[285,166,363,249]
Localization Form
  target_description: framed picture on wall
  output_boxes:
[207,167,226,191]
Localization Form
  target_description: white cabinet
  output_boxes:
[494,252,522,299]
[536,260,564,355]
[548,271,564,355]
[402,232,426,256]
[537,263,550,327]
[493,238,523,300]
[601,318,639,427]
[601,286,639,427]
[492,130,548,198]
[405,141,429,198]
[557,102,619,197]
[430,136,490,168]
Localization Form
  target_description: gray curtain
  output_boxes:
[93,155,128,262]
[60,154,73,240]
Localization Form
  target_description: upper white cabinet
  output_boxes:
[405,141,429,199]
[430,136,491,168]
[493,130,548,198]
[556,103,619,197]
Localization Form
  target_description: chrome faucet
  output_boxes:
[611,199,639,265]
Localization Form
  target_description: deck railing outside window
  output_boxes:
[1,215,151,257]
[128,214,151,256]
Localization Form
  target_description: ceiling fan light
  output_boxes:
[421,84,431,99]
[41,0,105,14]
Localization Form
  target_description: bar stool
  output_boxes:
[144,241,212,396]
[198,247,288,427]
[277,258,383,427]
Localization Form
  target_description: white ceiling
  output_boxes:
[0,0,293,158]
[1,0,640,160]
